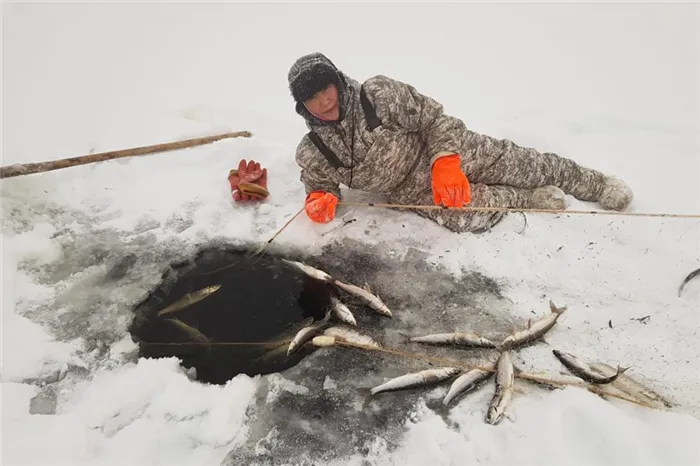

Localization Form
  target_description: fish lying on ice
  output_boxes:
[287,311,332,355]
[322,325,382,350]
[281,259,333,282]
[589,362,673,408]
[157,284,221,316]
[500,300,567,349]
[485,351,514,425]
[553,350,629,384]
[330,296,357,326]
[443,363,495,406]
[369,367,461,395]
[406,332,497,349]
[333,280,392,318]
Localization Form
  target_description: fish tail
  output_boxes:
[354,387,375,410]
[549,300,568,315]
[397,332,414,343]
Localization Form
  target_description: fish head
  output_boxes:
[485,405,502,425]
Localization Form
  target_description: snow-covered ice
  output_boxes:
[2,2,699,466]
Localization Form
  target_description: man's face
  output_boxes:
[304,83,340,121]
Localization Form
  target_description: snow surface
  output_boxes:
[2,2,700,466]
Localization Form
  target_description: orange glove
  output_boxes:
[305,191,338,223]
[431,154,471,207]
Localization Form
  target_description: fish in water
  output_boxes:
[281,259,333,282]
[287,311,332,356]
[322,325,382,349]
[485,351,515,425]
[678,267,700,297]
[443,363,495,406]
[333,280,392,318]
[156,285,221,316]
[553,350,630,384]
[406,332,497,349]
[331,296,357,326]
[369,367,461,395]
[164,318,209,344]
[500,300,567,349]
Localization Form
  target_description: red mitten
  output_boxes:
[228,159,269,201]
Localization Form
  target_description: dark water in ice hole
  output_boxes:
[129,246,342,384]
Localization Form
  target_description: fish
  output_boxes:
[331,296,357,326]
[333,279,392,318]
[589,362,673,408]
[281,259,333,282]
[406,332,497,349]
[156,284,221,316]
[443,363,495,406]
[286,311,332,356]
[322,325,382,350]
[500,300,567,349]
[369,367,461,395]
[678,267,700,297]
[485,351,515,425]
[164,318,210,344]
[553,350,630,384]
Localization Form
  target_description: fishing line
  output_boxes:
[139,339,292,347]
[338,202,700,219]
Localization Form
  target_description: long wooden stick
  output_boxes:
[250,205,306,256]
[0,130,252,179]
[338,201,700,220]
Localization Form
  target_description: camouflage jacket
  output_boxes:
[294,74,469,200]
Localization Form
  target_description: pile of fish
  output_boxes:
[150,257,673,425]
[282,260,674,425]
[281,258,389,356]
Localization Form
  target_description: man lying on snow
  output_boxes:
[229,52,633,233]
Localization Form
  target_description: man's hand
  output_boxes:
[431,154,471,207]
[305,191,338,223]
[228,159,269,201]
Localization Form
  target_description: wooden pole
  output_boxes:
[0,130,252,179]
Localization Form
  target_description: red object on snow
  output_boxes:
[228,159,269,201]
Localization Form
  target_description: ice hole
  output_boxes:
[128,246,332,384]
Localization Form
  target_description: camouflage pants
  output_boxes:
[389,130,608,233]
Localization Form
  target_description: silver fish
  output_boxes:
[157,284,221,316]
[553,350,629,384]
[322,325,382,349]
[281,259,332,282]
[287,311,332,355]
[500,300,567,349]
[408,332,496,349]
[589,362,673,408]
[485,351,514,425]
[333,280,392,318]
[443,364,495,406]
[164,318,209,344]
[331,296,357,326]
[370,367,461,395]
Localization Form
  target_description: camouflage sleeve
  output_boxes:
[363,75,468,166]
[294,135,342,199]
